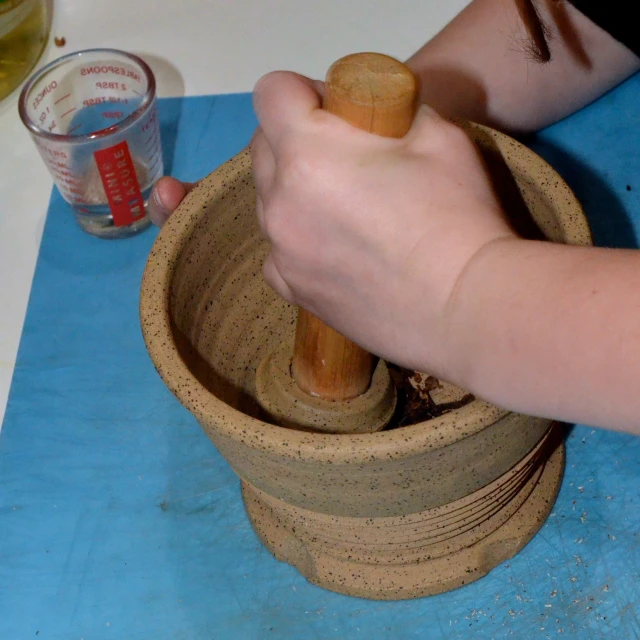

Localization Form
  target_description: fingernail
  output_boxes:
[151,185,168,214]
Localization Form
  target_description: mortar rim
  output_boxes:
[140,123,590,464]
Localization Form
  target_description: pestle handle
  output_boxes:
[291,53,418,401]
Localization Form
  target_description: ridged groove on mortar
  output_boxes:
[243,426,559,565]
[243,433,564,599]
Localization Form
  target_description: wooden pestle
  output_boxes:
[291,53,418,401]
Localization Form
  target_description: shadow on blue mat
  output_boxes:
[527,72,640,250]
[529,137,638,249]
[159,95,184,177]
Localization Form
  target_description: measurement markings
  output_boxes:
[147,151,162,174]
[144,132,157,147]
[145,139,160,154]
[60,107,77,119]
[67,124,82,134]
[54,93,71,105]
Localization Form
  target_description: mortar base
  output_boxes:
[242,439,564,600]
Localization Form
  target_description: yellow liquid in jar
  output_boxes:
[0,0,48,101]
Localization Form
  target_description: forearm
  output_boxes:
[447,238,640,431]
[406,0,640,133]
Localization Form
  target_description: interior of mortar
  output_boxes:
[168,127,582,430]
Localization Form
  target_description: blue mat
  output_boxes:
[2,80,640,639]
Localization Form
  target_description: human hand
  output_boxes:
[251,71,517,381]
[148,177,198,227]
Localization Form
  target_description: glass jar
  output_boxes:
[0,0,49,102]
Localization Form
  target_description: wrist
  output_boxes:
[437,235,525,392]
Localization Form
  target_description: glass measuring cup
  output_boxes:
[19,48,163,238]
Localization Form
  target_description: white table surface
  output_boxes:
[0,0,468,428]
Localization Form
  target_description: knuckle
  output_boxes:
[260,203,281,241]
[410,108,473,151]
[278,141,317,186]
[445,122,475,149]
[262,260,295,304]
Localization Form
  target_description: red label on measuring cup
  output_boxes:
[94,141,145,226]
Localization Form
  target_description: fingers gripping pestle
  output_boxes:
[256,53,418,434]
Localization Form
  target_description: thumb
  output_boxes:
[149,177,198,227]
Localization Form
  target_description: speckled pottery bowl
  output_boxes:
[140,122,592,600]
